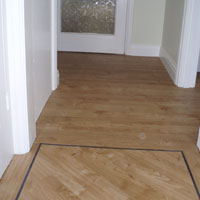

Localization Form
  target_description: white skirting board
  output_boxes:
[125,45,160,57]
[160,47,177,83]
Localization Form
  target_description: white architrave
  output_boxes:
[4,0,57,154]
[51,0,58,90]
[4,0,36,154]
[125,0,134,54]
[176,0,200,88]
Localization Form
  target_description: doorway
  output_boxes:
[57,0,128,54]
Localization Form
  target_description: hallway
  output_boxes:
[1,53,200,199]
[37,53,200,148]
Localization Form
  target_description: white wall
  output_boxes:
[126,0,166,57]
[24,0,37,145]
[0,0,14,178]
[160,0,185,81]
[25,0,52,121]
[161,0,185,64]
[132,0,166,46]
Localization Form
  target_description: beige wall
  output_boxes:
[161,0,185,64]
[132,0,166,46]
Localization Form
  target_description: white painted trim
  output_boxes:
[125,0,134,54]
[4,0,35,154]
[126,45,160,57]
[176,0,200,88]
[160,48,177,82]
[0,0,14,178]
[51,0,58,90]
[58,0,127,54]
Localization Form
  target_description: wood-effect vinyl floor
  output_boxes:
[0,53,200,199]
[16,144,199,200]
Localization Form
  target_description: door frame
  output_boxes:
[175,0,200,88]
[2,0,58,154]
[51,0,58,90]
[3,0,36,154]
[0,0,14,178]
[124,0,134,55]
[125,0,200,88]
[57,0,128,54]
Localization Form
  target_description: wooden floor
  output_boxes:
[17,144,199,200]
[1,52,200,199]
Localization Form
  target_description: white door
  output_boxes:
[0,0,13,178]
[58,0,128,54]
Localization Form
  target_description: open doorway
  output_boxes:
[54,0,200,89]
[58,0,127,54]
[57,0,166,56]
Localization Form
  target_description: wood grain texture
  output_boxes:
[19,145,199,200]
[1,53,200,199]
[0,144,39,200]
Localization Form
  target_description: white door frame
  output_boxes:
[51,0,58,90]
[0,0,14,178]
[125,0,200,88]
[175,0,200,88]
[124,0,134,55]
[57,0,128,54]
[3,0,36,154]
[2,0,58,154]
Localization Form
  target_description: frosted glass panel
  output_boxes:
[61,0,116,34]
